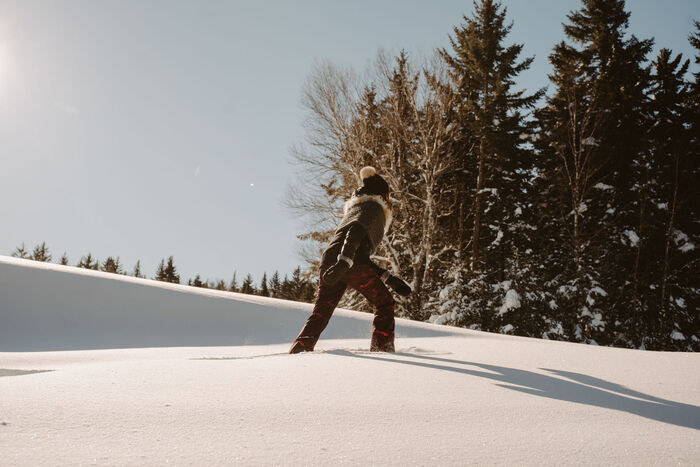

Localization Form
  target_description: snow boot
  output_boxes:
[289,339,314,354]
[370,332,395,352]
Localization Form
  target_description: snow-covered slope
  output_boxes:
[1,256,698,466]
[0,256,456,352]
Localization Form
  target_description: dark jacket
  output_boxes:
[320,192,392,270]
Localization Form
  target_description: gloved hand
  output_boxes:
[385,274,412,296]
[322,257,351,285]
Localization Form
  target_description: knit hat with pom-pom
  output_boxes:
[359,166,389,196]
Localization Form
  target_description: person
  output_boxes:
[289,166,412,354]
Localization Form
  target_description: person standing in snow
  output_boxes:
[290,166,412,354]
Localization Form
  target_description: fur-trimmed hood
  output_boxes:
[343,194,393,235]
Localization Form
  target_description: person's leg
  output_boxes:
[290,270,347,353]
[344,263,396,352]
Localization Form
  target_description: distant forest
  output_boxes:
[10,241,316,303]
[290,0,699,350]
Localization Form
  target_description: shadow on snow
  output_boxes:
[327,349,700,431]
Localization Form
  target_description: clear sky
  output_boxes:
[0,0,697,285]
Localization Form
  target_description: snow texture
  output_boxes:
[582,136,599,146]
[671,331,686,341]
[498,289,521,316]
[623,229,640,247]
[1,256,699,466]
[673,230,696,253]
[490,229,504,247]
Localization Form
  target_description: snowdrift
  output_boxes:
[0,256,457,351]
[2,256,698,466]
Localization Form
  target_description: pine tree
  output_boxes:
[77,253,99,270]
[240,273,256,295]
[11,243,30,259]
[441,0,542,272]
[535,0,653,344]
[677,21,700,350]
[189,274,206,288]
[101,256,123,274]
[155,259,167,281]
[213,280,226,290]
[30,242,52,262]
[269,271,281,297]
[259,272,270,297]
[132,260,145,278]
[280,274,291,299]
[228,272,239,292]
[160,256,180,283]
[280,267,315,302]
[642,48,696,349]
[438,0,543,332]
[59,252,69,266]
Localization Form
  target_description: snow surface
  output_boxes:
[1,256,699,466]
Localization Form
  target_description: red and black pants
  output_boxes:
[292,263,396,351]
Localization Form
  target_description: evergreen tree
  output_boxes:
[240,273,256,295]
[228,272,239,292]
[441,0,542,271]
[438,0,543,332]
[155,259,167,281]
[30,242,52,262]
[59,252,69,266]
[280,267,316,302]
[189,274,206,288]
[132,260,145,278]
[213,279,226,290]
[679,21,700,350]
[11,243,30,259]
[259,272,270,297]
[160,256,180,283]
[269,271,281,297]
[280,274,291,299]
[640,48,696,349]
[101,256,123,274]
[77,253,99,270]
[535,0,653,344]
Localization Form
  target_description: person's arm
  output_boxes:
[336,224,366,268]
[322,224,367,285]
[369,261,412,296]
[369,260,387,277]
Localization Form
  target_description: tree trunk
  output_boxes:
[660,156,680,323]
[471,137,485,272]
[633,166,649,313]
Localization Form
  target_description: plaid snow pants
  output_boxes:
[292,263,396,351]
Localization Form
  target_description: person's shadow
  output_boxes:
[327,350,700,430]
[0,369,52,378]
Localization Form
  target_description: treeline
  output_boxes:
[10,242,316,303]
[290,0,699,350]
